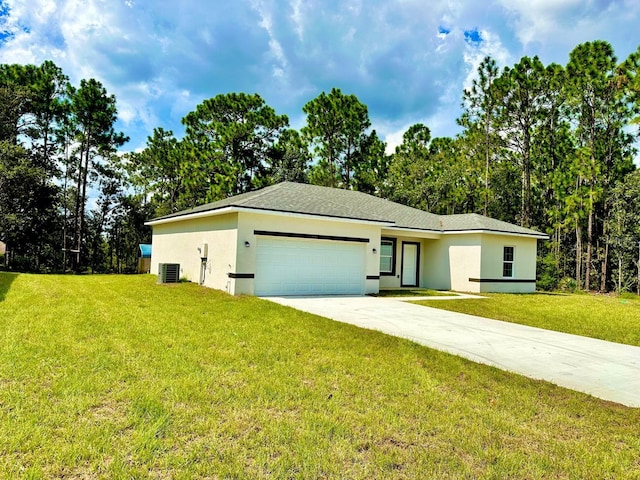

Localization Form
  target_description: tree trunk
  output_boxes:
[575,223,582,290]
[637,242,640,296]
[77,145,91,267]
[61,143,70,272]
[484,118,490,216]
[585,189,594,291]
[73,140,85,268]
[601,240,608,293]
[520,122,531,227]
[618,256,622,294]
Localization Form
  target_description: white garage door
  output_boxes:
[255,237,366,296]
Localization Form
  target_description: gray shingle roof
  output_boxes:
[440,213,547,237]
[151,182,547,237]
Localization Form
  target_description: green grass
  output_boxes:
[372,288,455,297]
[418,292,640,347]
[1,273,640,478]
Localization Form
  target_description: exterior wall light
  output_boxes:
[244,241,251,248]
[372,248,377,254]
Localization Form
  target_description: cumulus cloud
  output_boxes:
[0,0,637,151]
[497,0,640,63]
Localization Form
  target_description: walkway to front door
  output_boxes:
[265,295,640,407]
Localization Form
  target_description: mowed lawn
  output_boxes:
[420,292,640,347]
[1,274,640,479]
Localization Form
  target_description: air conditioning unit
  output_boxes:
[158,263,180,283]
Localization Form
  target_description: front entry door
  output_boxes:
[401,242,419,287]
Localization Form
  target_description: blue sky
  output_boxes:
[1,0,639,153]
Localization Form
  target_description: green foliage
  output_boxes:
[267,128,310,184]
[562,41,636,290]
[536,252,560,291]
[557,277,578,293]
[493,56,548,227]
[385,124,434,209]
[621,44,640,129]
[181,92,289,202]
[67,78,128,270]
[124,128,185,216]
[302,88,377,189]
[0,60,136,273]
[106,195,153,273]
[385,128,482,214]
[454,42,638,292]
[458,56,502,216]
[0,141,60,271]
[606,170,640,293]
[351,129,388,194]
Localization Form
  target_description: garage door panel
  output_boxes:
[255,237,365,296]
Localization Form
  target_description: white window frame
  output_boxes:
[503,246,514,278]
[380,238,396,276]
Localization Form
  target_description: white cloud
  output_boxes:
[252,0,290,82]
[0,0,637,154]
[498,0,583,46]
[462,28,512,91]
[289,0,305,41]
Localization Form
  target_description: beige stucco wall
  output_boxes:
[150,213,238,293]
[479,234,538,293]
[235,211,382,295]
[438,233,482,292]
[421,232,539,293]
[421,239,448,290]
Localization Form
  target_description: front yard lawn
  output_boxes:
[1,273,640,478]
[418,292,640,347]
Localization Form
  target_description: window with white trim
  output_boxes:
[380,238,396,275]
[503,246,514,277]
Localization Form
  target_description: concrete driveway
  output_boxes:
[265,295,640,407]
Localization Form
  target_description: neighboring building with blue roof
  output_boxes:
[138,244,152,273]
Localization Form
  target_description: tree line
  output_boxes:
[1,40,640,293]
[0,62,141,272]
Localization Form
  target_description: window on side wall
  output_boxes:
[380,238,396,276]
[503,246,514,277]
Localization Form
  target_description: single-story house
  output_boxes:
[146,182,547,296]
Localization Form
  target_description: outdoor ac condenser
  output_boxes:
[158,263,180,283]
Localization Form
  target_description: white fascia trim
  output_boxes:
[382,227,441,239]
[443,229,548,239]
[146,206,395,227]
[145,206,237,226]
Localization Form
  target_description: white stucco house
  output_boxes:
[146,182,547,296]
